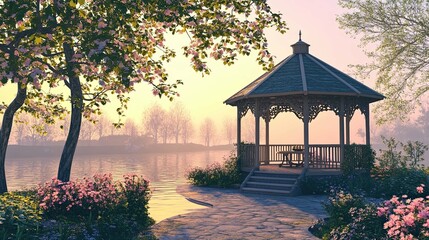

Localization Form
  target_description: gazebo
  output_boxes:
[224,34,384,172]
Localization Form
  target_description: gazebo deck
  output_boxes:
[258,164,342,176]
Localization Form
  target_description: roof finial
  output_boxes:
[299,30,302,41]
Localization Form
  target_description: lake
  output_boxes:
[5,149,232,223]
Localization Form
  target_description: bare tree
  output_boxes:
[169,102,186,144]
[160,113,173,144]
[123,118,138,136]
[200,118,216,147]
[417,104,429,140]
[243,116,255,143]
[224,117,235,145]
[181,115,194,144]
[143,104,166,144]
[95,115,110,139]
[80,119,96,141]
[15,114,52,145]
[14,115,26,145]
[357,128,365,143]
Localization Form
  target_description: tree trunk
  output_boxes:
[57,43,83,182]
[0,83,27,193]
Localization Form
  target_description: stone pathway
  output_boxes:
[150,185,327,240]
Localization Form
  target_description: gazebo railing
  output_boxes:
[239,144,367,170]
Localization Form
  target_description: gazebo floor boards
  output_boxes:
[258,164,342,176]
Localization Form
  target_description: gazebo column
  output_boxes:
[236,107,242,158]
[365,104,370,146]
[265,116,270,165]
[339,98,345,163]
[303,97,310,169]
[346,116,351,145]
[254,100,260,168]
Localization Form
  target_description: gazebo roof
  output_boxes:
[225,38,384,105]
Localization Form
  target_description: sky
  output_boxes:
[0,1,377,145]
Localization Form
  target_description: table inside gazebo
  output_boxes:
[277,150,304,167]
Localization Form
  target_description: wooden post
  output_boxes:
[303,97,310,169]
[346,115,351,145]
[265,116,270,165]
[255,101,260,168]
[365,104,370,146]
[236,107,241,159]
[339,98,345,164]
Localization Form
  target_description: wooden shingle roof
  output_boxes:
[225,39,384,105]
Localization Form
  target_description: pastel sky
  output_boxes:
[0,1,378,144]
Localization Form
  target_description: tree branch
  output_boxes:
[34,58,65,75]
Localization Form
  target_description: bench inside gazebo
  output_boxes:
[224,33,384,195]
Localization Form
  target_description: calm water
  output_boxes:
[5,149,232,223]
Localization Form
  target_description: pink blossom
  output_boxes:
[98,20,107,29]
[164,9,172,16]
[377,206,388,217]
[403,213,415,227]
[418,209,429,219]
[417,186,424,194]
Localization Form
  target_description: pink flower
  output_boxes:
[418,209,429,219]
[423,219,429,228]
[164,9,172,16]
[403,213,415,227]
[417,186,424,194]
[98,20,107,29]
[153,88,160,96]
[377,207,388,217]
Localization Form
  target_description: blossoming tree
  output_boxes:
[0,0,286,192]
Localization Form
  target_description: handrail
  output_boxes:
[240,167,256,190]
[239,144,368,170]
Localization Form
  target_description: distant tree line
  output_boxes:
[3,102,237,147]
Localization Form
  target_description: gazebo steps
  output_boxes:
[245,181,294,190]
[241,187,293,195]
[241,171,301,195]
[248,176,297,185]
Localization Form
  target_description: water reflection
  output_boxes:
[6,150,231,222]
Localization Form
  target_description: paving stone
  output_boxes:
[150,185,327,240]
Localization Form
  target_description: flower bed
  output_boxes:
[0,173,155,239]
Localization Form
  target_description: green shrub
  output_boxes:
[376,136,427,170]
[300,176,342,195]
[342,144,375,176]
[115,174,154,228]
[186,152,243,187]
[316,190,386,240]
[323,190,366,229]
[0,191,42,239]
[303,138,428,199]
[300,173,373,196]
[326,204,386,240]
[371,167,428,198]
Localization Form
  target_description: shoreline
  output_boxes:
[6,144,234,158]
